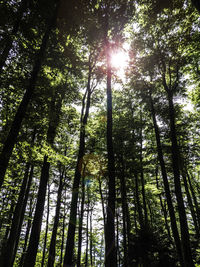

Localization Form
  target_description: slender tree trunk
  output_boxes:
[23,90,63,267]
[99,234,104,267]
[41,183,50,267]
[98,175,106,229]
[0,0,28,74]
[0,180,17,257]
[181,168,199,237]
[116,207,120,267]
[23,156,50,267]
[63,61,93,267]
[90,212,93,267]
[12,165,34,264]
[47,167,64,267]
[77,175,86,267]
[2,129,36,267]
[149,92,184,265]
[0,164,30,267]
[105,39,117,267]
[187,172,200,229]
[60,194,67,266]
[166,89,194,267]
[85,190,89,267]
[135,172,143,228]
[19,180,35,267]
[0,4,58,187]
[155,171,172,240]
[139,111,148,226]
[119,155,128,267]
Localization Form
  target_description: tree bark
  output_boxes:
[105,39,117,267]
[155,167,172,240]
[41,183,50,267]
[85,186,90,267]
[63,60,92,267]
[0,4,58,187]
[47,166,64,267]
[181,168,199,237]
[149,92,184,265]
[0,163,31,267]
[119,154,128,267]
[139,111,148,226]
[187,172,200,230]
[19,169,35,267]
[23,89,63,267]
[166,89,194,267]
[77,175,86,267]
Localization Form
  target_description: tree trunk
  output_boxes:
[105,39,117,267]
[12,165,34,265]
[3,129,36,266]
[116,207,120,267]
[187,172,200,230]
[60,192,67,266]
[139,111,148,226]
[85,188,89,267]
[47,166,64,267]
[155,169,171,240]
[63,61,92,267]
[41,183,50,267]
[166,89,194,267]
[23,89,63,267]
[119,155,128,267]
[149,92,184,265]
[181,168,199,237]
[90,211,93,267]
[0,163,30,267]
[77,175,86,267]
[0,4,58,187]
[19,172,35,267]
[135,172,143,228]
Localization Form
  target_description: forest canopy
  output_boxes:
[0,0,200,267]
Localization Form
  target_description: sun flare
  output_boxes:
[110,50,129,70]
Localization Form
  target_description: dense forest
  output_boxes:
[0,0,200,266]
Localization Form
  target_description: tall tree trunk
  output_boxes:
[135,172,143,228]
[41,183,50,267]
[1,129,36,267]
[90,211,93,267]
[149,92,184,265]
[85,188,90,267]
[105,39,117,267]
[77,175,86,267]
[60,192,67,266]
[139,111,148,226]
[187,172,200,229]
[47,166,64,267]
[166,88,194,267]
[0,0,28,74]
[19,172,35,267]
[181,168,199,237]
[23,156,50,267]
[116,207,120,267]
[12,165,34,265]
[63,60,93,267]
[98,175,106,229]
[0,4,58,186]
[119,154,128,267]
[23,89,63,267]
[0,164,30,267]
[155,167,171,240]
